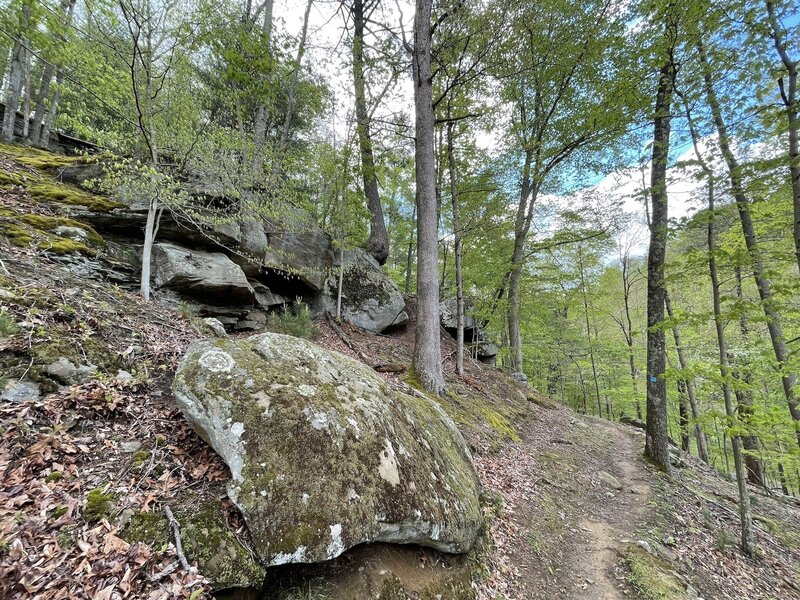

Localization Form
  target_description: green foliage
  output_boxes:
[267,302,316,339]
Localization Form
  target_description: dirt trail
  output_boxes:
[478,410,656,599]
[563,423,651,599]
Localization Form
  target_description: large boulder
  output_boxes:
[317,249,408,333]
[152,243,255,304]
[260,218,334,292]
[171,333,482,567]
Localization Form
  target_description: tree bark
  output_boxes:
[352,0,389,265]
[508,149,535,374]
[446,120,464,375]
[412,0,444,394]
[664,290,710,464]
[733,266,766,486]
[764,0,800,275]
[699,38,800,448]
[677,379,691,452]
[578,247,602,417]
[645,26,677,472]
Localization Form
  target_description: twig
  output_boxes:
[163,504,190,572]
[150,560,179,582]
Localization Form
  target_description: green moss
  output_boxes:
[623,545,688,600]
[45,471,63,483]
[0,222,33,246]
[84,488,115,522]
[131,450,149,469]
[37,237,93,255]
[482,407,521,442]
[0,171,23,187]
[123,500,265,591]
[48,505,68,520]
[18,214,105,246]
[28,180,123,212]
[0,142,80,169]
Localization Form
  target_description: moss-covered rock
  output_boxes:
[172,333,483,567]
[316,249,408,333]
[122,498,265,591]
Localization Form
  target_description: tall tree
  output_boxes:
[351,0,389,265]
[645,8,679,473]
[763,0,800,275]
[412,0,444,393]
[698,36,800,448]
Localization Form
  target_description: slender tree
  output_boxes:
[351,0,389,265]
[412,0,444,393]
[645,9,679,472]
[698,36,800,448]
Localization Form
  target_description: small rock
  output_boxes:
[120,441,142,453]
[75,364,95,383]
[598,471,623,491]
[511,371,528,385]
[53,225,89,242]
[45,357,78,384]
[1,381,40,403]
[686,584,699,599]
[0,288,15,299]
[202,317,228,338]
[637,540,652,553]
[116,370,134,381]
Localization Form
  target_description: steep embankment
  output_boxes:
[1,143,799,600]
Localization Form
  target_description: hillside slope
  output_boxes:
[1,143,799,600]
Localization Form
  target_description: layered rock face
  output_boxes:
[172,333,483,567]
[64,162,404,333]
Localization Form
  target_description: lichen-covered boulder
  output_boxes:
[171,333,482,567]
[316,249,408,333]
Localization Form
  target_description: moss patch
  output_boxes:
[0,142,81,169]
[482,407,521,442]
[123,499,265,591]
[84,488,115,522]
[0,210,105,256]
[623,545,688,600]
[27,180,123,212]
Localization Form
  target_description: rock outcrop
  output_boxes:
[171,333,482,567]
[439,298,498,364]
[152,243,255,304]
[316,249,408,333]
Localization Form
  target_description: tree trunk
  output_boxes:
[446,120,464,375]
[405,204,416,293]
[252,0,274,175]
[30,0,76,146]
[677,379,691,452]
[352,0,389,265]
[2,42,25,141]
[578,248,602,417]
[645,31,676,473]
[733,266,766,486]
[699,39,800,448]
[411,0,444,394]
[707,157,755,557]
[765,0,800,275]
[507,150,535,374]
[621,253,642,420]
[664,291,710,464]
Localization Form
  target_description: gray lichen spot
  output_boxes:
[199,349,235,373]
[378,438,400,486]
